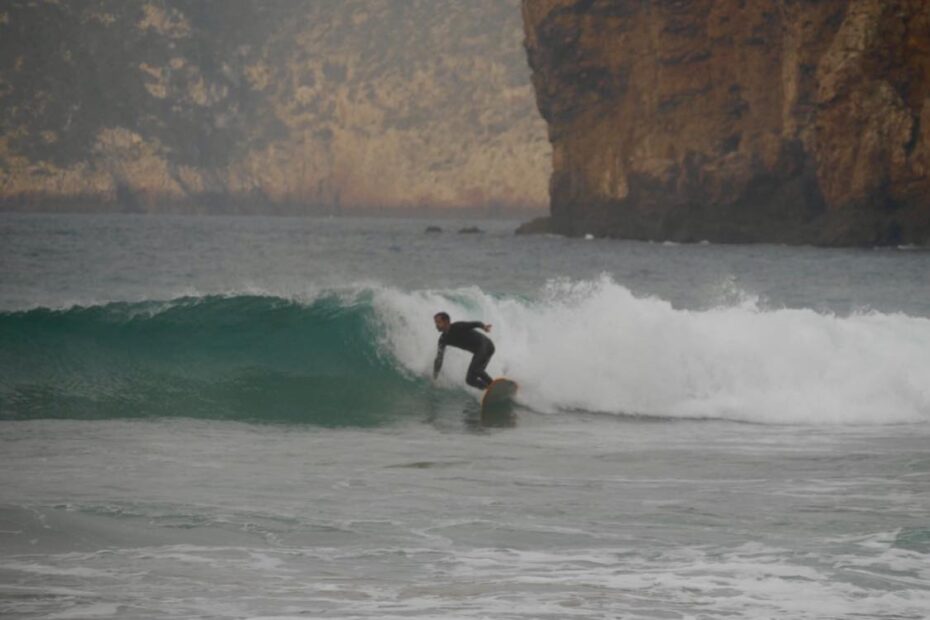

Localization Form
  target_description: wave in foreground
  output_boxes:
[2,279,929,425]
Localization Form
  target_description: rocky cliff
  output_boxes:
[0,1,549,213]
[521,0,930,246]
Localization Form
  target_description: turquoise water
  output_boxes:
[1,213,929,618]
[1,295,425,425]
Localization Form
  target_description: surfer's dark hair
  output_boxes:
[434,311,450,322]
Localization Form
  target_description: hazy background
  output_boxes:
[0,0,549,215]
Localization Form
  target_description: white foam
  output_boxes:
[0,561,109,578]
[372,276,930,425]
[45,603,121,619]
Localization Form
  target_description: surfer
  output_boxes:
[432,312,494,390]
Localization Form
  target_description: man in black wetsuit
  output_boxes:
[432,311,495,390]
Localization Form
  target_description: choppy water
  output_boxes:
[1,213,929,619]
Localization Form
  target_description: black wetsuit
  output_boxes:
[433,321,495,390]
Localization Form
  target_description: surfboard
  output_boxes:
[481,378,518,412]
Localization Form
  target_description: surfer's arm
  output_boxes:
[432,344,446,379]
[463,321,491,332]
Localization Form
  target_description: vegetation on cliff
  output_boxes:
[0,1,548,213]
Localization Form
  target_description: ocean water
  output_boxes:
[1,212,929,619]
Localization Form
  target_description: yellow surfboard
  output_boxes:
[481,378,518,413]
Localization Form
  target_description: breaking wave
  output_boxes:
[2,278,929,425]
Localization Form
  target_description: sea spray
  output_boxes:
[376,277,930,425]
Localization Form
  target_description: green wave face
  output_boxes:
[0,295,428,426]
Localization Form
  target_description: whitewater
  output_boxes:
[2,213,929,619]
[376,278,930,425]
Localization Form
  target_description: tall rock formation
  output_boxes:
[0,1,549,213]
[521,0,930,246]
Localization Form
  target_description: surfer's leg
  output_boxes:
[465,370,487,390]
[466,342,494,389]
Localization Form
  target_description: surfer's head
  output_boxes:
[433,312,451,332]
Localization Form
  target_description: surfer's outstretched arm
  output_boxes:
[462,321,491,332]
[432,343,446,380]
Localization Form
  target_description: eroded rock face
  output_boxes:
[522,0,930,245]
[0,1,549,213]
